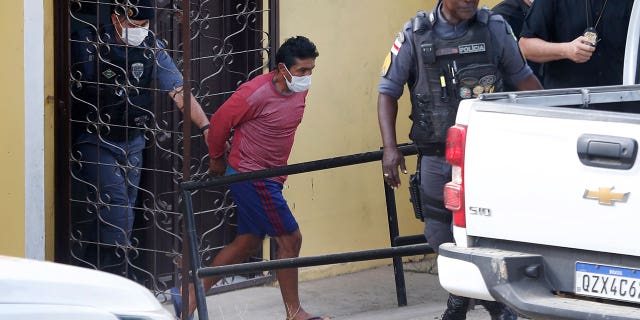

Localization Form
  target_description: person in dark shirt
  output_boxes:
[493,0,532,37]
[519,0,633,89]
[492,0,542,87]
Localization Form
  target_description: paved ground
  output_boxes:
[164,258,494,319]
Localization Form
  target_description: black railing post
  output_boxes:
[182,189,209,320]
[384,182,407,307]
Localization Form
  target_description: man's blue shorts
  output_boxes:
[226,166,299,239]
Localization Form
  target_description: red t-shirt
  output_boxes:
[207,71,307,184]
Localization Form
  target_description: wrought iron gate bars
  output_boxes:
[60,0,278,300]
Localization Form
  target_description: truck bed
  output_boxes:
[462,96,640,257]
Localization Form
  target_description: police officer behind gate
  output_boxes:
[70,0,210,276]
[377,0,542,319]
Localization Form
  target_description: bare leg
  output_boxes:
[274,230,326,320]
[186,233,262,316]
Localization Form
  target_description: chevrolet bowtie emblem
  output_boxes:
[583,187,629,205]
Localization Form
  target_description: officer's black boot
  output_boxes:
[478,300,518,320]
[441,294,470,320]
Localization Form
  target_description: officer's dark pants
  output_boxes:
[419,156,517,320]
[419,155,453,252]
[74,132,144,277]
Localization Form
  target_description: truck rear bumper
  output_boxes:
[438,243,640,320]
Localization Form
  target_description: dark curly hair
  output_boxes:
[275,36,319,68]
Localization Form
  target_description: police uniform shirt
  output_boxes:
[378,3,533,99]
[521,0,633,89]
[71,24,184,92]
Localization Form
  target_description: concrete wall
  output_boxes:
[279,0,428,279]
[44,0,55,260]
[0,0,25,257]
[0,0,53,259]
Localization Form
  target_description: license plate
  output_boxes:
[575,262,640,304]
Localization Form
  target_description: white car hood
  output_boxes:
[0,256,170,317]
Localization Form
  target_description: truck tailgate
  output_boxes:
[463,103,640,257]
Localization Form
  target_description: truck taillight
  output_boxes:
[444,125,467,228]
[445,125,466,167]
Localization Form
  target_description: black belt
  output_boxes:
[416,143,446,157]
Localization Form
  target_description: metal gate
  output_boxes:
[55,0,278,298]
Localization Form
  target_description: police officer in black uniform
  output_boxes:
[377,0,542,319]
[70,0,210,277]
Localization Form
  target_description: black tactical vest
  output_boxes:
[72,25,155,141]
[409,8,503,149]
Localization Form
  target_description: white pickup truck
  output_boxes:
[437,1,640,319]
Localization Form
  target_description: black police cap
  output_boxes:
[111,0,154,20]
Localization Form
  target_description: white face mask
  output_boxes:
[117,21,149,46]
[284,65,312,92]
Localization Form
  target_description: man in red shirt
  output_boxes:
[184,36,325,320]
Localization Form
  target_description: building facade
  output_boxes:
[1,0,500,283]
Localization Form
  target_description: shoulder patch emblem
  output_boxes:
[381,53,392,77]
[396,31,405,44]
[391,34,403,56]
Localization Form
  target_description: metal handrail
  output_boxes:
[181,144,418,190]
[179,144,425,320]
[198,244,432,278]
